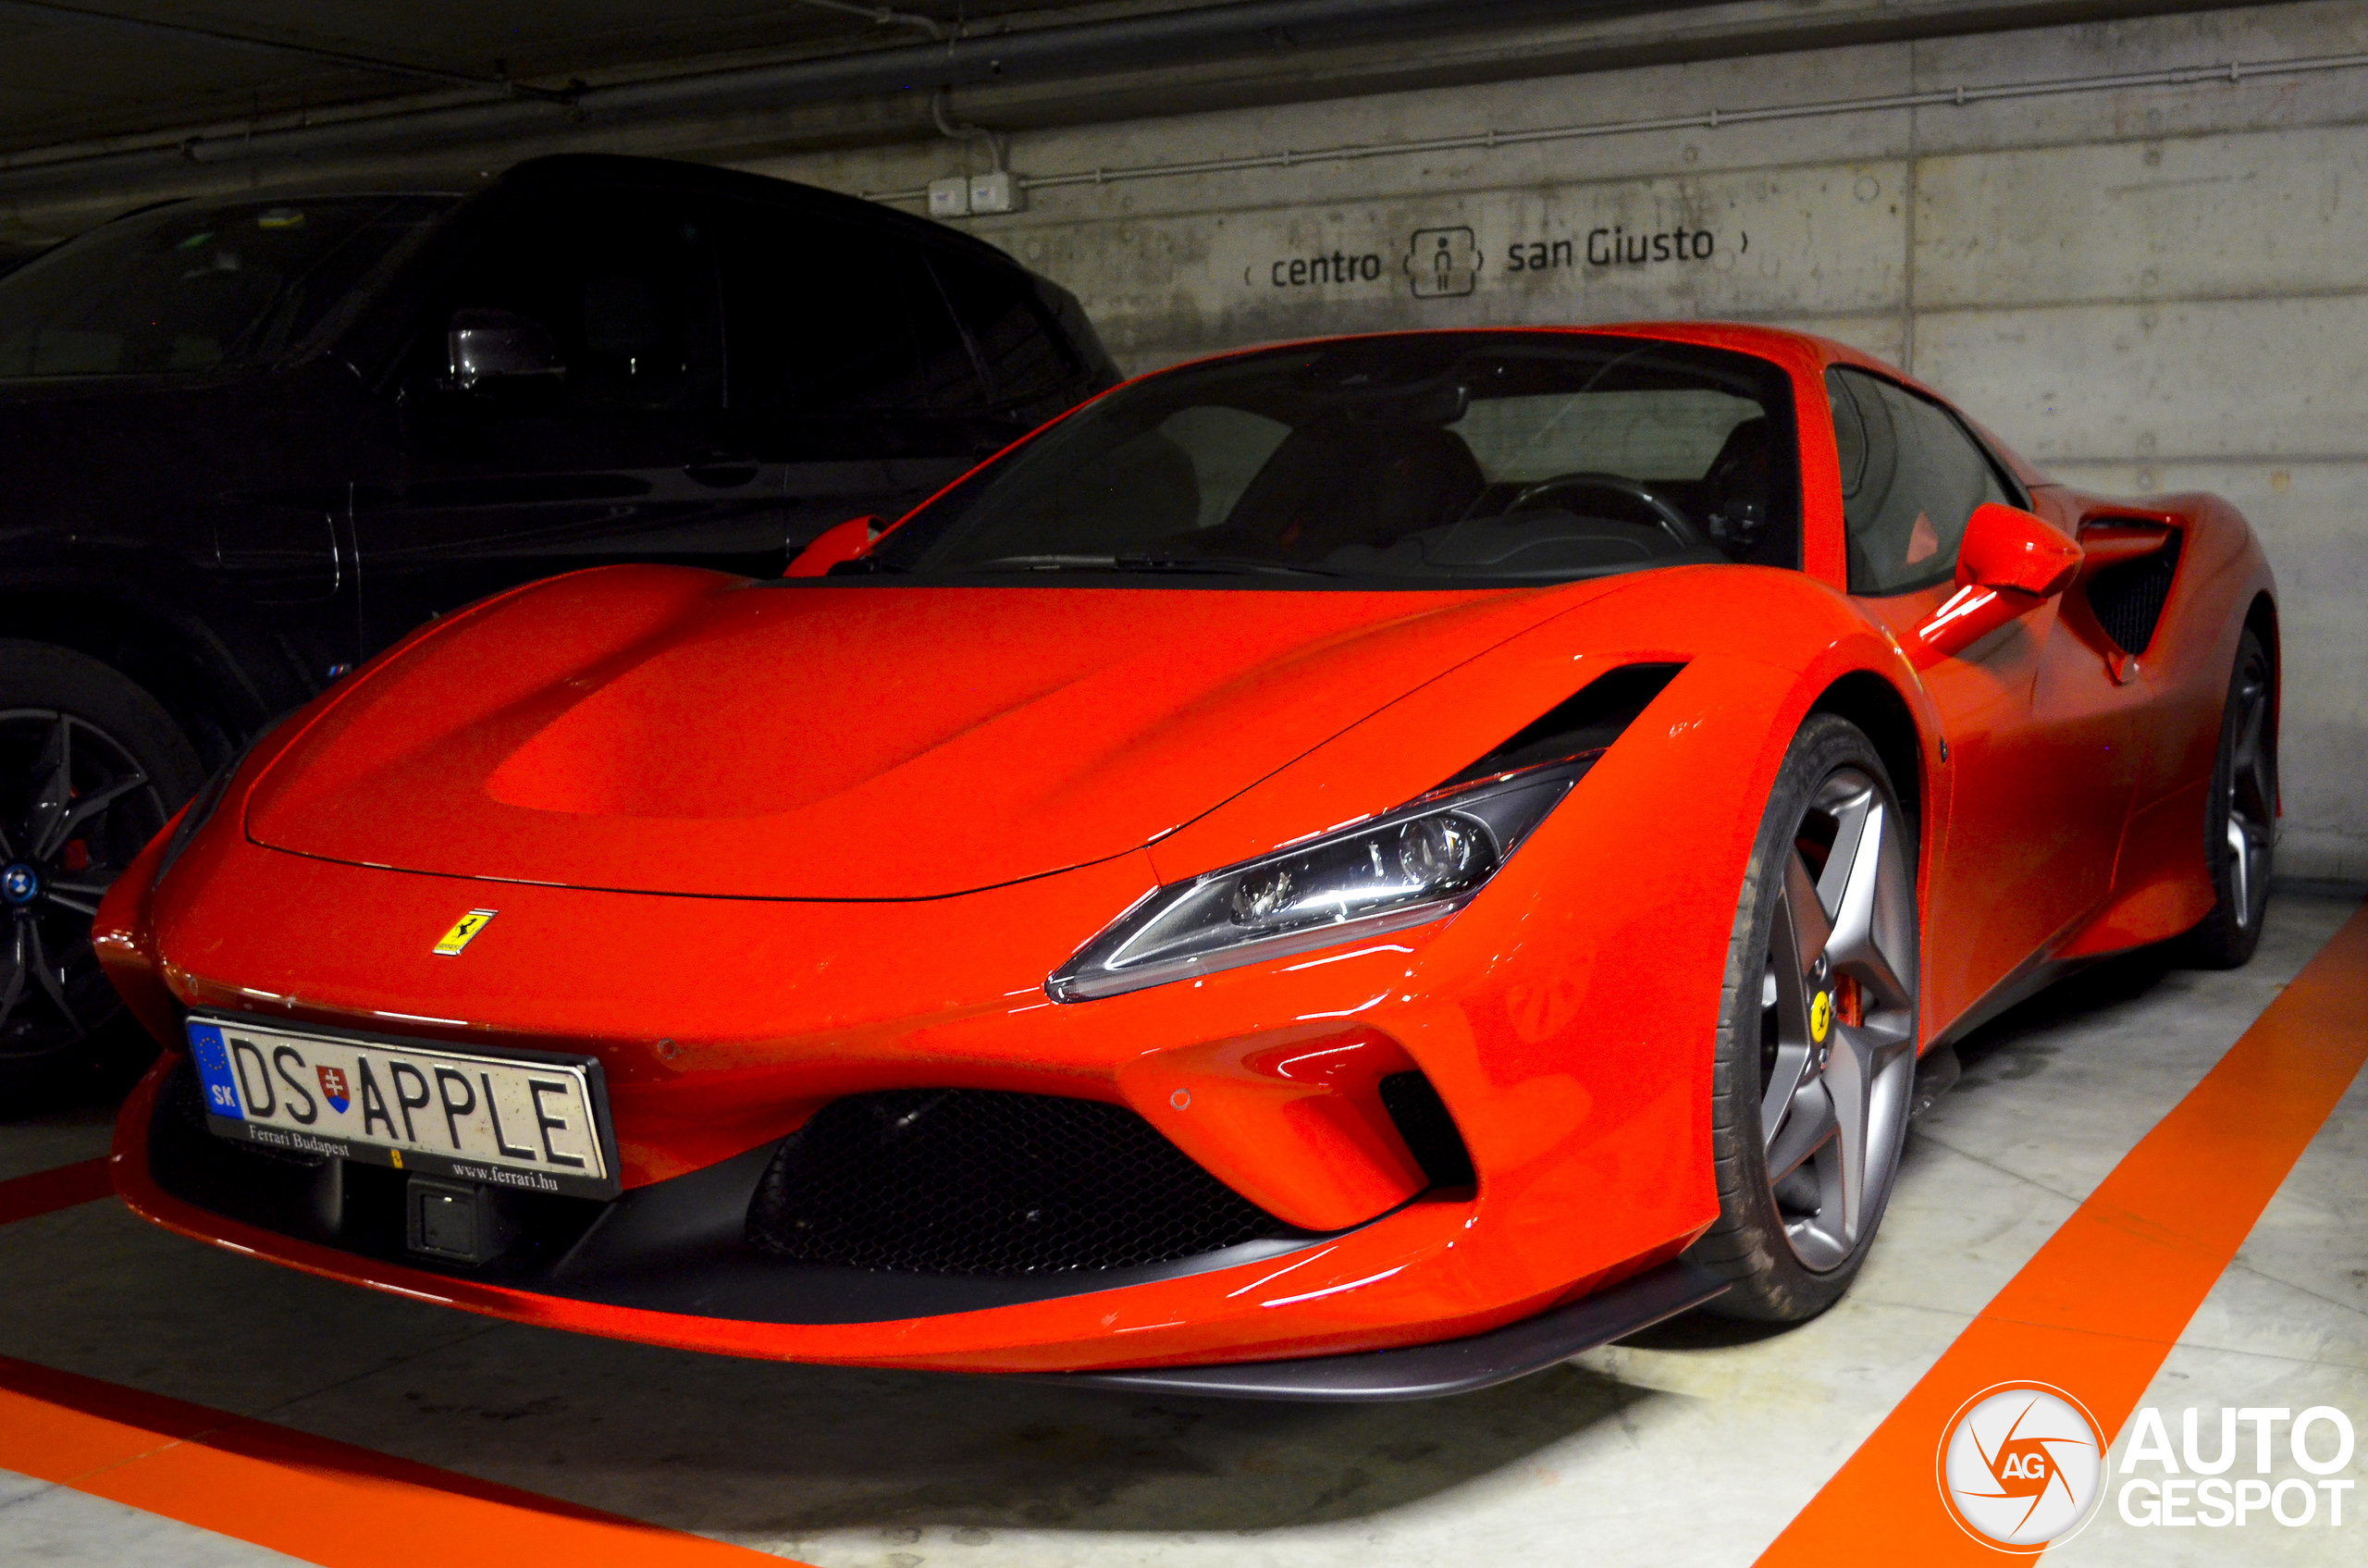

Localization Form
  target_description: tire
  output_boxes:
[1686,713,1920,1323]
[0,640,204,1100]
[2180,627,2276,969]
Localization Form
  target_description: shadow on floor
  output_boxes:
[0,1015,156,1124]
[1945,944,2180,1085]
[311,1329,1657,1538]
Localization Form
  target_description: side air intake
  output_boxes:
[1378,1070,1476,1188]
[2086,530,2182,654]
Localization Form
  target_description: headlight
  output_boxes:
[1048,760,1591,1002]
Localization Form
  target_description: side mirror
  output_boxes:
[443,308,565,391]
[1910,503,2082,664]
[784,515,884,578]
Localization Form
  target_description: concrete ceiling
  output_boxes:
[0,2,1087,153]
[0,0,2285,243]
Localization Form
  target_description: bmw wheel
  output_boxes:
[0,641,204,1095]
[1688,713,1920,1322]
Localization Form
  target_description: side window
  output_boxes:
[716,203,983,416]
[432,192,722,414]
[1828,367,2014,596]
[925,253,1089,425]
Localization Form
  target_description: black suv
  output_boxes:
[0,154,1118,1084]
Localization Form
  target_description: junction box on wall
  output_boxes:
[928,87,1023,216]
[928,168,1023,216]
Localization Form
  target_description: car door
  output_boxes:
[1827,367,2142,1026]
[355,186,792,649]
[709,197,1018,547]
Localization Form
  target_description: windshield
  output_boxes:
[870,331,1799,585]
[0,196,452,379]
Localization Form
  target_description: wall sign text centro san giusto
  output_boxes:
[1258,224,1744,297]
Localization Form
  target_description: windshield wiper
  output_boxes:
[962,553,1125,572]
[961,552,1340,578]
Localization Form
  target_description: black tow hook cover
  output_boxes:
[405,1176,520,1266]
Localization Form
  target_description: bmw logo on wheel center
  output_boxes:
[1,862,38,906]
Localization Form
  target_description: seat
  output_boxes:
[1217,421,1486,562]
[1701,416,1791,566]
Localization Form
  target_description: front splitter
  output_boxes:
[1031,1258,1727,1401]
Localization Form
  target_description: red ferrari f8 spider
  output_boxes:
[94,325,2278,1398]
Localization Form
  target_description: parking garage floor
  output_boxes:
[1,890,2362,1567]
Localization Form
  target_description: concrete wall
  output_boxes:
[745,0,2368,882]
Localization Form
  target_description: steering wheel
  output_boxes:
[1503,471,1707,552]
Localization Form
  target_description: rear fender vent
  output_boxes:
[746,1089,1297,1277]
[1378,1070,1475,1189]
[2086,529,2183,654]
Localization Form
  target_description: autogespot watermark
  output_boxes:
[1935,1389,2358,1551]
[2115,1405,2355,1530]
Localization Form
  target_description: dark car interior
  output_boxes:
[877,332,1802,583]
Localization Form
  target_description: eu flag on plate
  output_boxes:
[185,1020,243,1120]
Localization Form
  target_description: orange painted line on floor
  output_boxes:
[0,1156,113,1225]
[1757,900,2368,1564]
[0,1353,800,1565]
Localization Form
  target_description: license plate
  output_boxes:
[185,1014,619,1200]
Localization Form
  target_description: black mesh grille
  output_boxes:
[1379,1070,1476,1188]
[161,1056,330,1167]
[746,1090,1295,1277]
[2087,531,2182,654]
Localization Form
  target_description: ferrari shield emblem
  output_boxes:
[432,908,499,956]
[317,1065,351,1114]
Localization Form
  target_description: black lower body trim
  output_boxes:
[1029,1260,1727,1401]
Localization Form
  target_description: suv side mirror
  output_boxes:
[443,308,565,391]
[1910,503,2082,663]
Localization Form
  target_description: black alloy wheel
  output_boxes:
[0,641,203,1091]
[2184,626,2276,968]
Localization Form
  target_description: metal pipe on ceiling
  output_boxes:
[0,0,509,93]
[788,0,949,44]
[0,0,1625,198]
[862,47,2368,204]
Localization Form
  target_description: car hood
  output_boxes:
[244,567,1622,899]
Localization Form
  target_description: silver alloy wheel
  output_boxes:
[2224,646,2275,931]
[1757,766,1918,1272]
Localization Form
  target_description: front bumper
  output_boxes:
[101,668,1741,1377]
[117,1052,1719,1394]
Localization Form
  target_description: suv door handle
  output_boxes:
[684,453,760,488]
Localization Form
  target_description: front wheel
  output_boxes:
[1686,714,1920,1323]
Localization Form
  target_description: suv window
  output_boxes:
[926,253,1089,425]
[715,202,983,415]
[1829,367,2015,596]
[432,192,722,413]
[0,197,450,379]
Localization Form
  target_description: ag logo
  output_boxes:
[1406,227,1480,298]
[1808,989,1833,1043]
[1938,1383,2106,1551]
